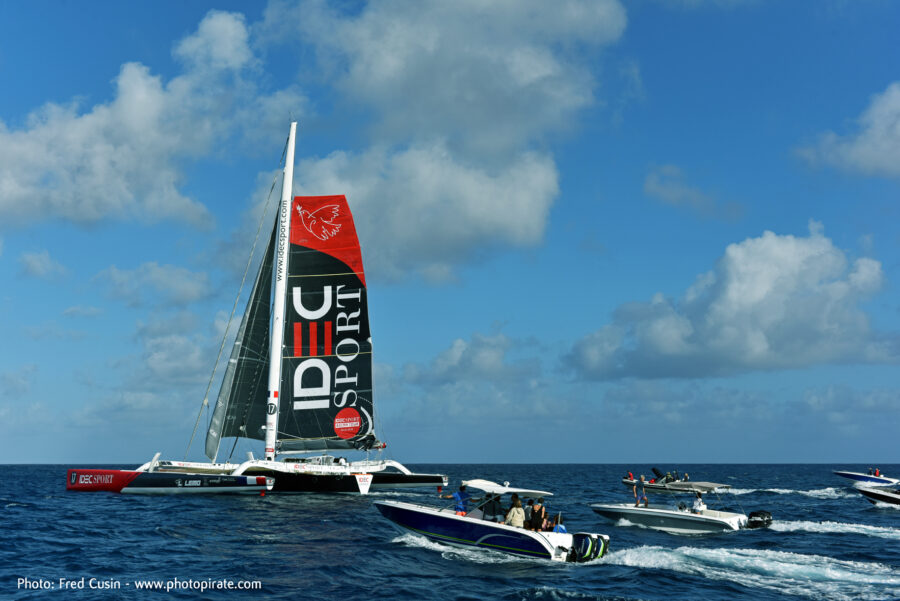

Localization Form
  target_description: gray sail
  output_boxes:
[205,223,277,461]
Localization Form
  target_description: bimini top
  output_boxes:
[461,479,553,497]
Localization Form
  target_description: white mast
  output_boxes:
[265,121,297,461]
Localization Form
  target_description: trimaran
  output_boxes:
[67,122,446,494]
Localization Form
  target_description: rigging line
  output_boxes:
[184,131,291,460]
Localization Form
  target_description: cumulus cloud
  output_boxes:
[97,263,212,307]
[18,250,66,278]
[569,221,895,379]
[296,144,558,280]
[644,164,743,220]
[0,10,306,227]
[260,0,626,280]
[799,82,900,178]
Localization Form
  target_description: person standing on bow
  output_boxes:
[634,475,648,508]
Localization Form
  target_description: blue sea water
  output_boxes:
[2,463,899,600]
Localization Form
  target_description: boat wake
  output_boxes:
[724,487,855,499]
[391,533,527,564]
[605,545,900,600]
[769,520,900,540]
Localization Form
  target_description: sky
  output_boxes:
[0,0,898,465]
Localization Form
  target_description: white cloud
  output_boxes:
[18,250,66,278]
[296,144,558,280]
[569,221,895,379]
[644,164,742,220]
[259,0,625,280]
[62,305,104,318]
[0,364,37,398]
[799,82,900,178]
[97,262,212,306]
[0,10,306,227]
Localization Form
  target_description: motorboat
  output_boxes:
[590,501,761,535]
[620,478,730,495]
[833,470,899,487]
[374,479,610,562]
[599,469,771,535]
[621,467,730,495]
[855,486,900,506]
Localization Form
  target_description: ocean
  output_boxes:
[3,463,899,600]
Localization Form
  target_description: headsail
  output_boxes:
[277,195,378,452]
[205,223,277,461]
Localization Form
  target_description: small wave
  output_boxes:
[723,487,855,499]
[770,520,900,540]
[605,545,900,600]
[391,533,537,564]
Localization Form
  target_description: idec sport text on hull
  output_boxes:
[291,284,362,412]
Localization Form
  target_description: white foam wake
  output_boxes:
[770,520,900,540]
[724,487,856,499]
[391,533,528,564]
[605,545,900,600]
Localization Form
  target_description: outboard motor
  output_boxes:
[567,533,609,563]
[747,510,773,529]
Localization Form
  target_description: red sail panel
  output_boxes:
[290,195,366,288]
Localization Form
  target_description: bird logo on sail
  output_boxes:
[298,204,342,241]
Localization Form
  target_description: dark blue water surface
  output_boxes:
[2,464,899,600]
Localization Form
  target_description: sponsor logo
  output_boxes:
[334,408,362,439]
[78,474,114,485]
[70,472,77,485]
[291,282,372,440]
[298,204,342,241]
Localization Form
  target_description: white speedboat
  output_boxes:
[856,486,900,506]
[375,479,610,562]
[590,502,749,535]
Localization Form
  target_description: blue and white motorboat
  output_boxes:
[373,479,609,562]
[833,470,899,487]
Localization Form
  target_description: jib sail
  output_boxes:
[205,223,277,461]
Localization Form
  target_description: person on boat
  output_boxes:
[506,493,520,519]
[875,468,881,477]
[530,497,547,530]
[482,493,503,522]
[692,492,706,513]
[683,473,690,482]
[627,471,634,481]
[634,475,648,508]
[552,514,567,533]
[505,499,525,528]
[441,485,472,516]
[523,498,534,527]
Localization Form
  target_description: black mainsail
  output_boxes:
[205,194,378,459]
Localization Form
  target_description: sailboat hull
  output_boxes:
[371,472,447,490]
[66,469,272,494]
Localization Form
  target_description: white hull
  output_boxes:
[591,502,747,534]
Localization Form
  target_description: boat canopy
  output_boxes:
[462,479,553,497]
